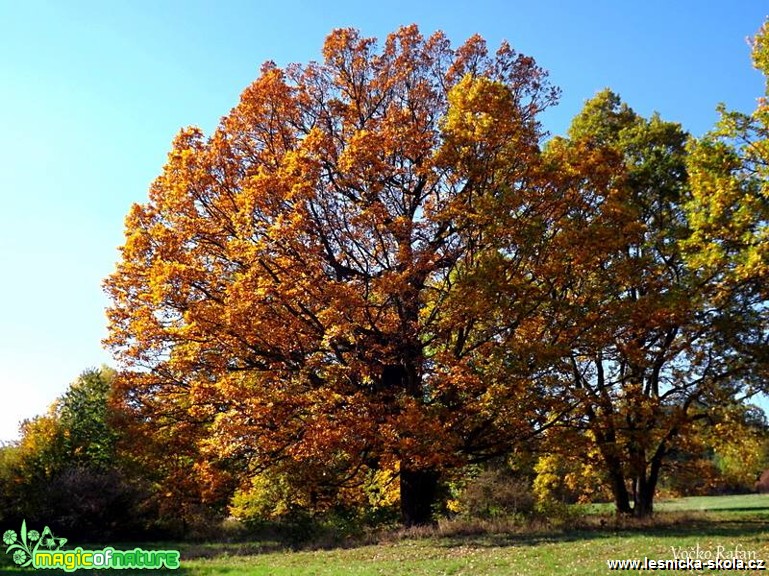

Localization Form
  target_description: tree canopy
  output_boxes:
[105,24,567,525]
[541,88,769,516]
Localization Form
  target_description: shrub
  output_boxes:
[453,467,535,519]
[23,466,148,541]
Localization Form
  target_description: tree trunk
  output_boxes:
[594,434,632,515]
[607,460,632,515]
[633,449,663,517]
[400,466,439,526]
[633,484,654,518]
[382,358,439,526]
[633,478,654,517]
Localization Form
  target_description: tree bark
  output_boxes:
[400,467,439,526]
[633,476,655,517]
[606,457,632,515]
[381,362,439,526]
[589,416,632,515]
[632,443,665,517]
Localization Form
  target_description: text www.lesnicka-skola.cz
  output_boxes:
[607,558,766,571]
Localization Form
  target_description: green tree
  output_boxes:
[543,90,767,516]
[58,367,119,469]
[2,367,146,539]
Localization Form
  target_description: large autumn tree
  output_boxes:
[542,89,769,517]
[105,25,562,525]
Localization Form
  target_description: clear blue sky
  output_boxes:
[0,1,767,442]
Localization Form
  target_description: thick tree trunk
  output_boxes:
[633,478,655,517]
[593,429,632,515]
[632,450,663,517]
[382,362,439,526]
[400,467,439,526]
[606,459,632,515]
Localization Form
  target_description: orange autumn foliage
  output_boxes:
[104,25,564,525]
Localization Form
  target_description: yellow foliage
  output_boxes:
[533,451,609,505]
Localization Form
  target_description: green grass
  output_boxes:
[581,493,769,515]
[177,510,769,575]
[2,494,768,575]
[656,493,769,512]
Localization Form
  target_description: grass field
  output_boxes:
[1,494,768,575]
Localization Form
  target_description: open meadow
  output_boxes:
[2,494,767,575]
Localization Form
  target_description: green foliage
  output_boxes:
[58,367,119,469]
[686,19,769,298]
[0,367,152,540]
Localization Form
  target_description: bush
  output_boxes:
[21,466,148,542]
[454,467,535,519]
[533,452,609,505]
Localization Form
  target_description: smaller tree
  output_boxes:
[542,89,768,516]
[2,367,148,540]
[58,367,120,469]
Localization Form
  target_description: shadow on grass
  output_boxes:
[157,511,769,561]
